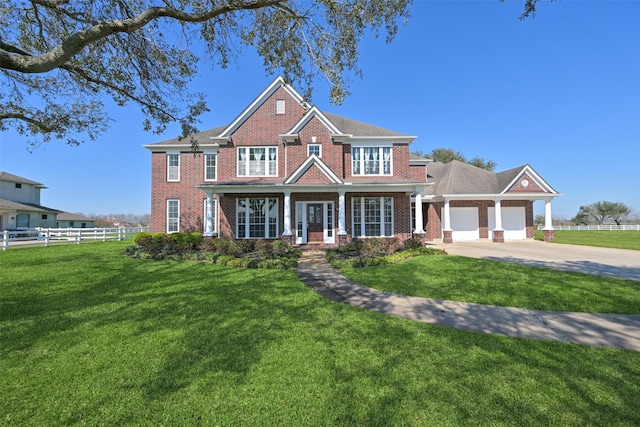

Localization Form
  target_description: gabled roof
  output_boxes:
[145,76,415,149]
[323,113,412,139]
[218,76,305,138]
[0,171,46,188]
[424,160,559,197]
[280,107,341,141]
[0,198,60,213]
[284,154,343,185]
[144,125,227,150]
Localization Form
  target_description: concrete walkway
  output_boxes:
[296,251,640,352]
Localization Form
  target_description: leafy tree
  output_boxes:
[0,0,412,148]
[572,201,632,225]
[412,148,497,171]
[1,1,545,149]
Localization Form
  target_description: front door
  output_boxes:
[307,203,324,243]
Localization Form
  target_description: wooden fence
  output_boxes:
[537,225,640,231]
[2,227,149,250]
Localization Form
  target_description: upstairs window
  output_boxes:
[276,99,285,115]
[15,183,22,189]
[237,147,277,177]
[167,154,180,181]
[352,146,392,175]
[307,144,321,157]
[204,154,217,181]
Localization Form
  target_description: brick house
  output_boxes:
[145,77,559,245]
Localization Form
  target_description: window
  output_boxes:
[237,197,278,238]
[276,99,285,115]
[203,198,217,233]
[167,199,179,233]
[41,214,48,220]
[237,147,277,177]
[352,146,392,175]
[307,144,321,157]
[204,154,217,181]
[15,183,22,189]
[16,213,29,228]
[167,154,180,181]
[352,197,394,237]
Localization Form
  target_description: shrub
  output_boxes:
[255,240,273,259]
[403,237,424,250]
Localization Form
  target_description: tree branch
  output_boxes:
[0,0,284,73]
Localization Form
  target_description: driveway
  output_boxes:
[428,240,640,281]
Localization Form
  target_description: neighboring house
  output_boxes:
[56,213,95,228]
[145,77,559,244]
[0,172,60,230]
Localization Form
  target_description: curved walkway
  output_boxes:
[296,251,640,352]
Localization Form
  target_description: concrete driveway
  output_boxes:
[429,240,640,281]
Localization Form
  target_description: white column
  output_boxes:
[204,190,215,237]
[283,190,292,236]
[414,190,425,234]
[544,199,554,230]
[338,190,347,235]
[494,199,503,230]
[443,198,452,231]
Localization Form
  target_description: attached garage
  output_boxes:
[488,206,526,240]
[445,207,479,241]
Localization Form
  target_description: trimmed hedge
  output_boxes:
[127,233,301,269]
[326,244,446,269]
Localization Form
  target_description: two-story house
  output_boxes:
[145,77,559,245]
[0,172,60,230]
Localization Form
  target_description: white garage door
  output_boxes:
[444,207,479,241]
[488,206,526,240]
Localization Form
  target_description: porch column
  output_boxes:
[283,190,292,236]
[493,198,504,243]
[204,189,215,237]
[414,190,424,234]
[544,199,553,230]
[338,190,347,235]
[443,198,453,244]
[543,198,555,242]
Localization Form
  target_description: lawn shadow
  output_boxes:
[483,256,640,281]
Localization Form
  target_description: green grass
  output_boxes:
[535,229,640,250]
[2,242,640,426]
[341,255,640,313]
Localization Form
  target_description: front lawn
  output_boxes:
[2,242,640,425]
[340,255,640,313]
[535,229,640,250]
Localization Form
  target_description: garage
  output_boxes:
[444,207,479,241]
[488,206,526,240]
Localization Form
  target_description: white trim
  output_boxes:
[281,106,342,136]
[220,76,304,137]
[351,196,394,238]
[294,200,336,244]
[236,146,278,177]
[167,154,180,182]
[351,146,393,177]
[284,154,342,184]
[307,143,322,158]
[166,199,179,233]
[501,165,559,195]
[204,153,217,181]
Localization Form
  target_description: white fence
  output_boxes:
[537,225,640,231]
[2,227,150,250]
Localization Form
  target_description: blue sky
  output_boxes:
[1,0,638,219]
